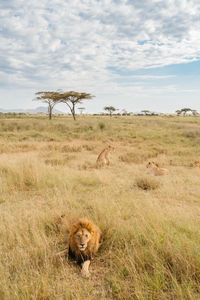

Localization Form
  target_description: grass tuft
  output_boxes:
[135,176,160,190]
[98,122,106,130]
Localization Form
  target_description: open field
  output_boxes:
[0,114,200,300]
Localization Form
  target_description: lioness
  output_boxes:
[194,160,200,168]
[68,218,102,278]
[146,161,169,176]
[96,145,114,167]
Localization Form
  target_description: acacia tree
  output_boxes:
[78,107,85,114]
[141,110,150,115]
[34,91,59,120]
[58,91,94,120]
[104,106,117,117]
[176,108,198,116]
[181,108,192,116]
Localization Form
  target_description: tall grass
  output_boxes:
[0,115,200,299]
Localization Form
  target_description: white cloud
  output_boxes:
[0,0,200,112]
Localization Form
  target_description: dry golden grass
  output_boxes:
[0,115,200,299]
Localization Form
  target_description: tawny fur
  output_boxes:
[68,218,102,277]
[96,145,114,167]
[146,161,169,176]
[194,160,200,168]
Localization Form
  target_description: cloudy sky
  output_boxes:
[0,0,200,113]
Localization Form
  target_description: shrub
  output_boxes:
[98,122,106,131]
[135,176,160,191]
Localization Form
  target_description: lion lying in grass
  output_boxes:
[146,161,169,176]
[68,218,102,278]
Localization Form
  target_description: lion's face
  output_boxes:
[146,161,158,168]
[74,228,91,251]
[146,161,153,168]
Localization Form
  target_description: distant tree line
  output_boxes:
[102,107,160,116]
[33,91,199,120]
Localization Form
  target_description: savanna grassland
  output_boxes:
[0,114,200,300]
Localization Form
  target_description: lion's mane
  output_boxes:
[68,218,102,264]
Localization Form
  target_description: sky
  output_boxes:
[0,0,200,114]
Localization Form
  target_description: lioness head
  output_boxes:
[146,161,158,168]
[75,228,91,251]
[146,161,153,168]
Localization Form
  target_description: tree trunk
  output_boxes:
[49,105,52,120]
[72,112,76,120]
[72,104,76,120]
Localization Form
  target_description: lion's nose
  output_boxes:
[80,243,85,247]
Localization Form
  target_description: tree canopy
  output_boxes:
[34,91,60,120]
[141,110,151,115]
[175,108,198,116]
[57,91,94,120]
[34,90,94,120]
[104,106,117,117]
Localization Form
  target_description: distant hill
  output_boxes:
[0,106,66,114]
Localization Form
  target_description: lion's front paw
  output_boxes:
[81,260,91,278]
[81,268,90,278]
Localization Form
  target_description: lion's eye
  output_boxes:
[85,234,88,238]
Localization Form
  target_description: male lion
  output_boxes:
[146,161,169,176]
[194,160,200,168]
[68,218,102,278]
[96,145,114,167]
